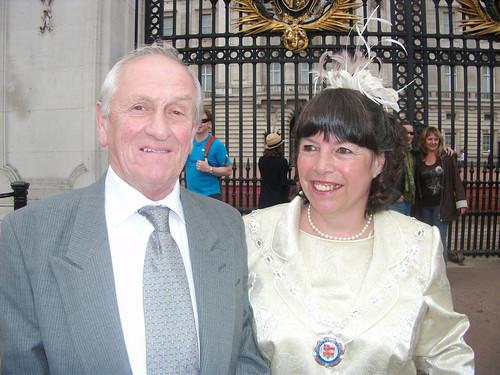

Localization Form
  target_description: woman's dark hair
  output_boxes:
[293,88,406,215]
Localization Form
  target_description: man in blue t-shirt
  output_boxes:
[185,109,232,199]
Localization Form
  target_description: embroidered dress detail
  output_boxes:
[246,209,429,372]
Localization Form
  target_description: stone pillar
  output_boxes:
[0,0,137,210]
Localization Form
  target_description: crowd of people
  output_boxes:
[0,41,474,374]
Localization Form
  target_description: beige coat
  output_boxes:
[244,197,474,375]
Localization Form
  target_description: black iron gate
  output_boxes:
[142,0,499,256]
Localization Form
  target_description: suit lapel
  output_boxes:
[181,190,231,373]
[49,178,131,374]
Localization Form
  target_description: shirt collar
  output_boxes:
[194,133,211,144]
[105,166,185,229]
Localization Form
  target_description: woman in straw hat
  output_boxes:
[258,132,291,208]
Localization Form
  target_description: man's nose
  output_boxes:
[145,111,170,139]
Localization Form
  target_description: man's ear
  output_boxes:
[96,101,108,147]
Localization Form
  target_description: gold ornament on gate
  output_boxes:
[232,0,360,53]
[454,0,500,36]
[282,25,308,52]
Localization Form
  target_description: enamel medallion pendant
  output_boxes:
[313,337,345,367]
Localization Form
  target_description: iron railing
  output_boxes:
[0,181,30,211]
[143,0,499,256]
[448,162,500,256]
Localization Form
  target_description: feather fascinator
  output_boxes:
[313,8,410,112]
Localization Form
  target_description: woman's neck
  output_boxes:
[424,151,438,165]
[300,203,373,240]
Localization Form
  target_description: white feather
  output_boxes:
[312,7,410,112]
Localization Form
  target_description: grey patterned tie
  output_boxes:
[138,205,199,375]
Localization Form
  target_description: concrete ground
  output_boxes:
[447,256,500,375]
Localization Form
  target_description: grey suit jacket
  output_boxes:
[0,177,269,375]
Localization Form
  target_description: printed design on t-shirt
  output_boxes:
[422,165,443,196]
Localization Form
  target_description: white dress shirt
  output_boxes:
[104,167,199,375]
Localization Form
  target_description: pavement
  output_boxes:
[447,256,500,375]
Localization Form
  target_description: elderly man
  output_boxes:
[0,45,269,375]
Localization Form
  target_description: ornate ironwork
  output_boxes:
[455,0,500,36]
[144,0,164,44]
[391,0,426,127]
[143,0,500,256]
[231,0,360,53]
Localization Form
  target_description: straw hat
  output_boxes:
[265,133,284,149]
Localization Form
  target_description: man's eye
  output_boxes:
[170,109,186,117]
[132,104,145,111]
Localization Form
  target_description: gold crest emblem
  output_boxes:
[232,0,360,53]
[454,0,500,36]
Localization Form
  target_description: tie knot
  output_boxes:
[138,205,171,233]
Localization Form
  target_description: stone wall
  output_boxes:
[0,0,137,216]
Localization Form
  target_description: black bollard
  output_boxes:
[11,181,30,210]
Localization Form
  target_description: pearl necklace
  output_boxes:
[306,203,373,241]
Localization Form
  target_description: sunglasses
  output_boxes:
[201,118,211,123]
[407,131,414,135]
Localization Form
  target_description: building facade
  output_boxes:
[1,0,499,256]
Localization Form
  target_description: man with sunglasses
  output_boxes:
[185,109,232,199]
[391,120,417,216]
[391,120,455,216]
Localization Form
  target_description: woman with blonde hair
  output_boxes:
[415,126,467,263]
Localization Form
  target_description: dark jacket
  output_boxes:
[396,148,418,202]
[415,152,467,221]
[258,155,290,209]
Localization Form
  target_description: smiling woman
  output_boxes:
[414,126,467,264]
[243,55,474,373]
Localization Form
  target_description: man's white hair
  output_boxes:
[98,44,203,123]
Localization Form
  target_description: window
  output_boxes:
[269,63,281,85]
[439,7,454,34]
[163,15,174,37]
[442,66,457,91]
[482,133,491,154]
[299,63,310,84]
[201,13,212,34]
[444,132,453,147]
[201,65,213,92]
[481,67,493,93]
